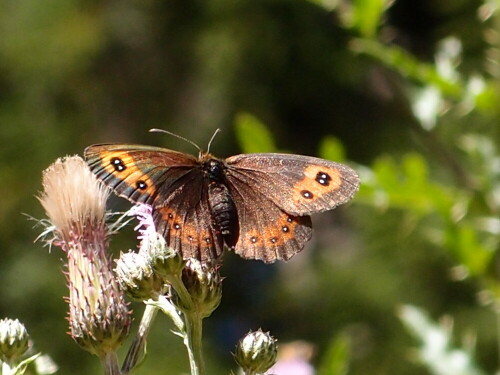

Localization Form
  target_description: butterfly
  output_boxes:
[84,135,359,263]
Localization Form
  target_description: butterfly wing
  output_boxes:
[225,153,359,216]
[153,180,225,261]
[223,153,358,262]
[223,174,312,263]
[84,144,224,261]
[85,144,199,206]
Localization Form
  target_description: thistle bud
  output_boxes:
[115,251,165,300]
[0,318,29,362]
[234,329,277,374]
[174,259,222,318]
[145,232,184,280]
[38,156,131,357]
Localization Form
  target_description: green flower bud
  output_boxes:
[234,329,277,374]
[0,318,29,362]
[145,232,184,280]
[174,259,222,318]
[115,251,165,300]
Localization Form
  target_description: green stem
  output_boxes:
[183,312,205,375]
[167,274,194,310]
[121,304,159,374]
[101,351,121,375]
[163,274,208,374]
[149,295,184,331]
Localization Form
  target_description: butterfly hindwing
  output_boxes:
[225,153,359,216]
[154,175,225,261]
[225,174,312,262]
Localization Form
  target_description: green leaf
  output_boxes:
[350,38,462,98]
[317,333,350,375]
[350,0,389,38]
[234,112,277,153]
[318,136,346,161]
[443,223,495,277]
[11,353,41,375]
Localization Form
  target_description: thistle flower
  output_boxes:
[174,259,222,318]
[234,329,277,374]
[0,318,29,363]
[38,156,131,359]
[130,204,184,279]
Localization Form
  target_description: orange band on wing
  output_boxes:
[99,151,158,197]
[292,165,342,204]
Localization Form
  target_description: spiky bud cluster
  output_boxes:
[0,318,29,362]
[234,329,277,374]
[115,251,165,300]
[146,232,184,280]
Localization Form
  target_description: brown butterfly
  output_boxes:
[84,135,359,263]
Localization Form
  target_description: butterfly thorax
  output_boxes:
[204,158,225,182]
[202,157,238,249]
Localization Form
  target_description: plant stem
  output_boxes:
[149,295,184,331]
[183,312,205,375]
[168,274,206,374]
[167,274,194,310]
[121,304,159,374]
[101,351,121,375]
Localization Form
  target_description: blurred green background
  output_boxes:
[1,0,499,374]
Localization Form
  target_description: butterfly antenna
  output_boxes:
[206,128,221,154]
[149,128,202,153]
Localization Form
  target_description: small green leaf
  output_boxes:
[350,0,389,38]
[317,333,350,375]
[402,153,428,187]
[11,353,41,375]
[443,224,495,277]
[318,136,346,161]
[234,113,276,153]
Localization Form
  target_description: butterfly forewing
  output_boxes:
[85,144,198,206]
[225,153,359,216]
[85,144,224,261]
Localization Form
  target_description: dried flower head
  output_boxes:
[39,156,108,245]
[234,329,277,374]
[38,156,131,357]
[0,318,29,362]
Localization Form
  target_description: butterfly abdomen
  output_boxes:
[208,183,235,234]
[205,158,239,248]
